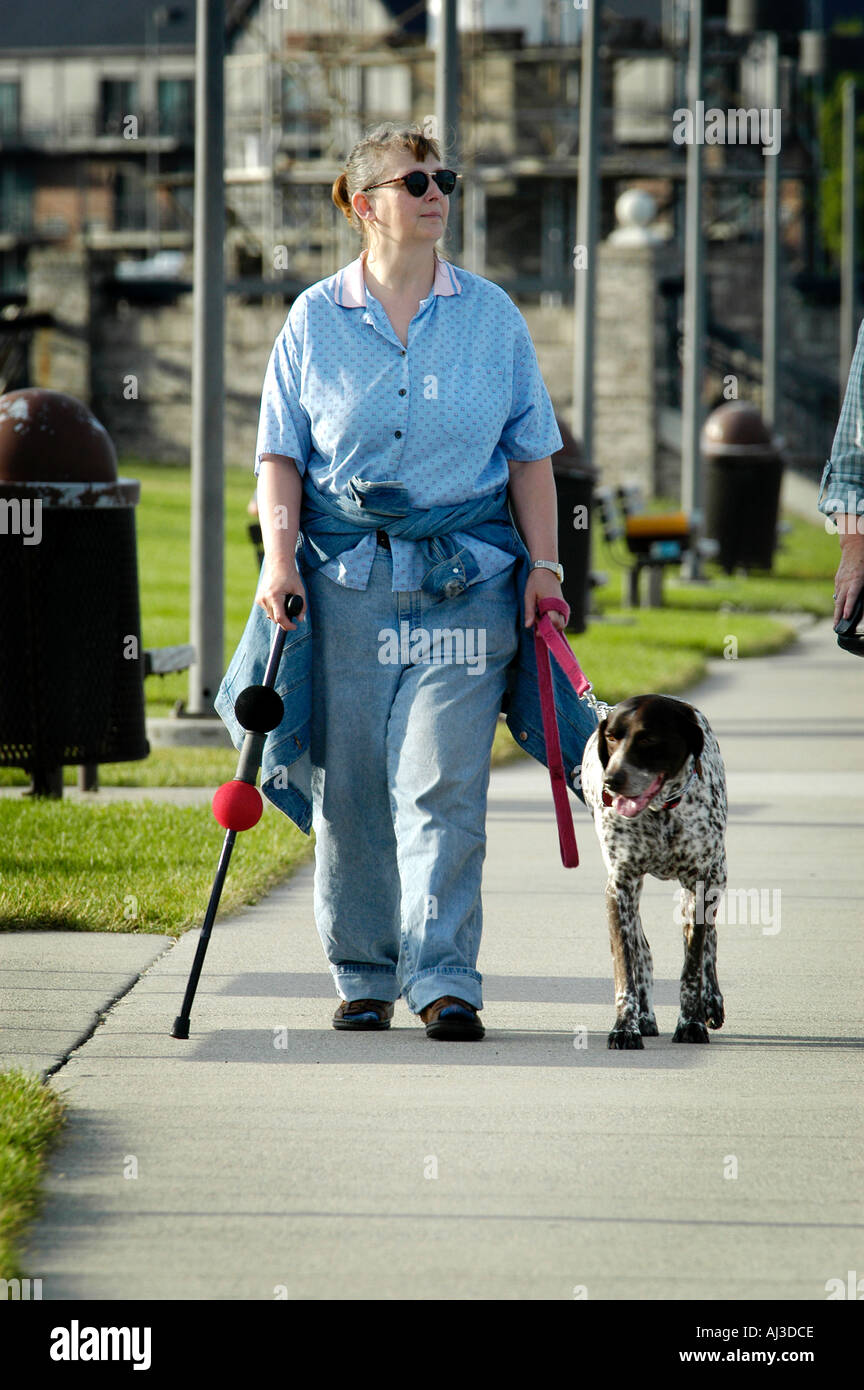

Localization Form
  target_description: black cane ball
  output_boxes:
[234,684,284,733]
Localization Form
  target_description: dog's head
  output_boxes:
[598,695,704,817]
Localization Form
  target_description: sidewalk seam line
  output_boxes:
[40,937,181,1082]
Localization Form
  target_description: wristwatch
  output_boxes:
[531,559,564,583]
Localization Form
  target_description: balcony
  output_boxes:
[0,109,194,154]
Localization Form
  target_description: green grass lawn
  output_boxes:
[0,746,241,791]
[0,798,311,934]
[0,1070,66,1282]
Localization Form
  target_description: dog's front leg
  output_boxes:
[673,881,710,1043]
[635,916,659,1036]
[702,861,726,1030]
[606,876,648,1049]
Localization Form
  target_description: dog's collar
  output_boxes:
[601,756,700,813]
[650,758,700,811]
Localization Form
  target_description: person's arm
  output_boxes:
[255,454,307,630]
[507,456,566,631]
[833,521,864,625]
[819,319,864,624]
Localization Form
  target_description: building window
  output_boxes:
[0,81,20,139]
[100,80,139,137]
[613,57,676,145]
[281,70,309,134]
[0,165,31,236]
[158,79,194,139]
[114,169,145,230]
[363,66,411,119]
[280,68,324,157]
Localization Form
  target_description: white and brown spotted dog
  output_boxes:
[579,695,727,1049]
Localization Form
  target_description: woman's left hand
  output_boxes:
[523,567,567,631]
[833,524,864,627]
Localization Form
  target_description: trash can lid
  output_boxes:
[0,389,117,483]
[701,401,781,459]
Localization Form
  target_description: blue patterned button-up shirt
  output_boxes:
[253,247,563,589]
[818,318,864,521]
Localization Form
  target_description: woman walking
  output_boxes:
[252,122,576,1040]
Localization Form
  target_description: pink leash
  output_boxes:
[533,596,595,868]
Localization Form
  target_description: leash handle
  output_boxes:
[533,596,582,868]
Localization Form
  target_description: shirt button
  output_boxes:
[401,350,406,356]
[394,430,402,439]
[398,388,406,396]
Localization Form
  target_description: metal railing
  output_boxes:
[0,111,194,147]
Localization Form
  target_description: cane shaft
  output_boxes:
[171,593,300,1038]
[235,730,266,784]
[171,828,237,1037]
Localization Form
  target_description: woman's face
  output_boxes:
[354,152,449,252]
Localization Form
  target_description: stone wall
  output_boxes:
[23,243,694,494]
[522,241,681,494]
[26,240,839,494]
[91,293,289,471]
[28,244,290,471]
[28,245,93,402]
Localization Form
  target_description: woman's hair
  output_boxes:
[331,121,449,257]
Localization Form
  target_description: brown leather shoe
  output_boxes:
[332,998,394,1030]
[420,996,484,1041]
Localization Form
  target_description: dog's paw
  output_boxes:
[638,1014,659,1036]
[672,1018,710,1044]
[704,993,725,1029]
[608,1028,644,1050]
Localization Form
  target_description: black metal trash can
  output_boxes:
[702,402,784,574]
[551,418,594,634]
[0,389,149,795]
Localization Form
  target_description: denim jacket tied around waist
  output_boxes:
[214,473,599,833]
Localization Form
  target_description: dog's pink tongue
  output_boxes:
[613,775,664,817]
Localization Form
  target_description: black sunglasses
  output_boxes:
[362,169,459,198]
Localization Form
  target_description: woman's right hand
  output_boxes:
[256,559,307,631]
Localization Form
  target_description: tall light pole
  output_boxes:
[145,7,185,252]
[436,0,461,257]
[681,0,705,577]
[762,31,780,429]
[145,7,166,251]
[188,0,225,715]
[572,0,599,463]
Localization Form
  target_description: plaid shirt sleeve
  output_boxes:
[817,318,864,520]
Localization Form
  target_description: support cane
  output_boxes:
[171,592,303,1039]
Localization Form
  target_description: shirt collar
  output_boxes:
[334,247,461,308]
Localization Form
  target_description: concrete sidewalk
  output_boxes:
[3,616,862,1301]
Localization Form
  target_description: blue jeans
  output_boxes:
[305,543,520,1015]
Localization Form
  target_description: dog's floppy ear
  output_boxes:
[681,707,704,777]
[597,718,611,769]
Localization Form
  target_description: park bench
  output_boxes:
[594,484,719,607]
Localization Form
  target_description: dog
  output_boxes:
[578,694,727,1049]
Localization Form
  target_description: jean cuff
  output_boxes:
[403,967,483,1016]
[331,963,399,1003]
